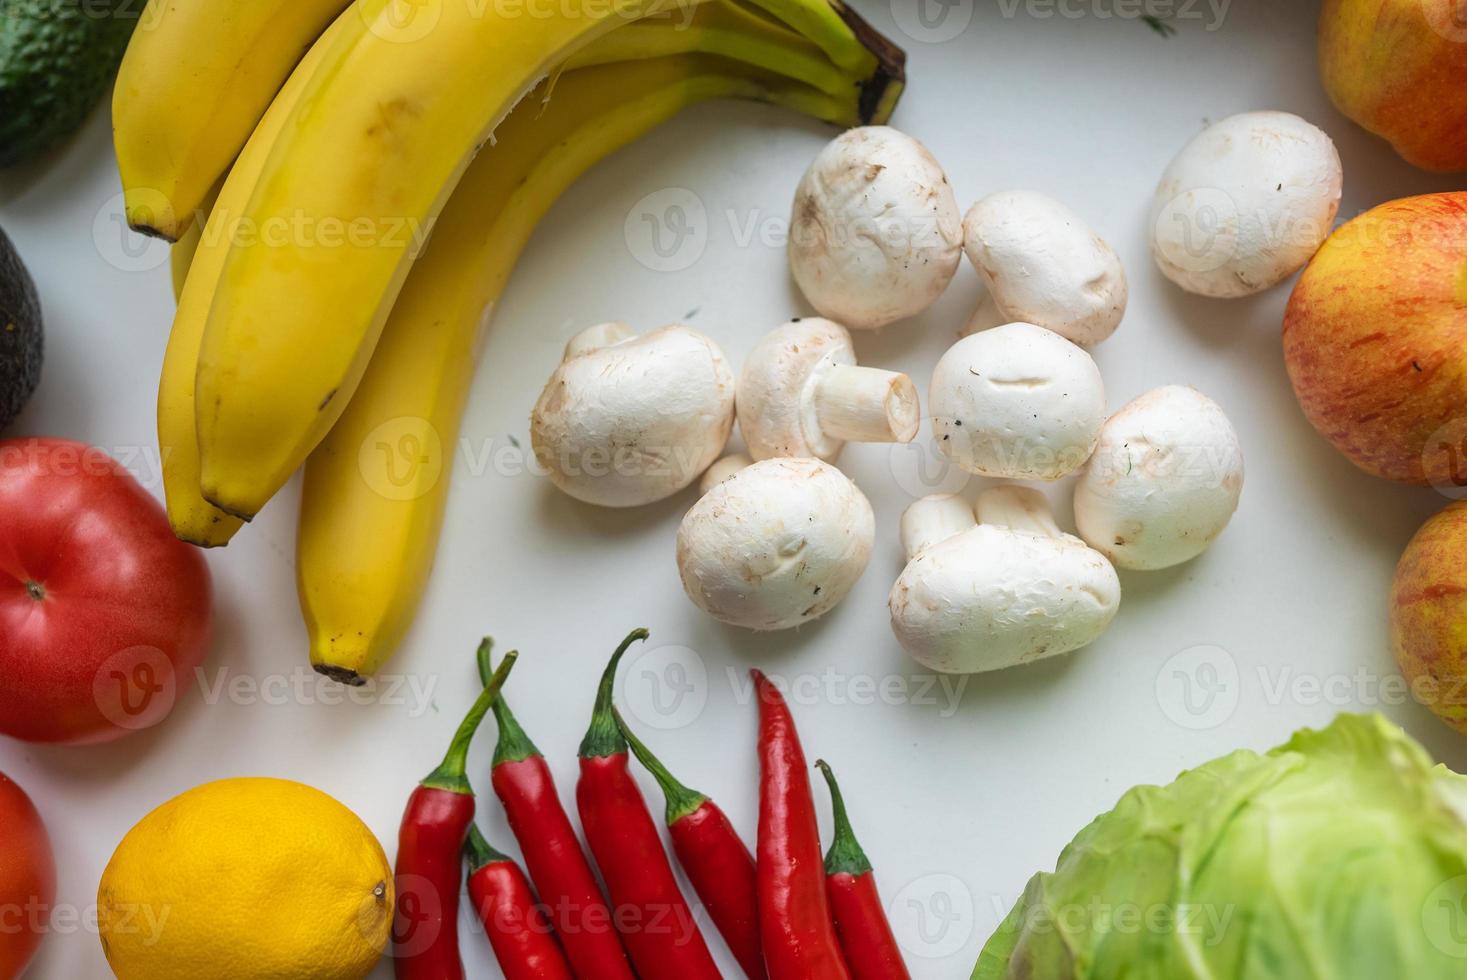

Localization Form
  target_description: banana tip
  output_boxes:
[199,492,258,523]
[174,533,230,549]
[125,216,179,243]
[313,663,367,687]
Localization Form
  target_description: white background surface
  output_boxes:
[4,2,1467,977]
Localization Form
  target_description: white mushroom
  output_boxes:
[1150,111,1342,298]
[737,317,920,462]
[962,190,1128,346]
[928,322,1106,481]
[677,456,874,631]
[1074,385,1244,570]
[789,126,963,329]
[530,322,734,507]
[697,453,753,495]
[889,486,1121,674]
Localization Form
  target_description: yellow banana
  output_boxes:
[192,0,711,521]
[192,0,902,522]
[160,0,876,547]
[567,1,847,97]
[170,181,219,303]
[113,0,355,241]
[165,3,845,297]
[158,12,354,547]
[161,181,221,546]
[297,55,865,683]
[169,228,196,305]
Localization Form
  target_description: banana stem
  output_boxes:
[741,0,905,90]
[744,0,905,122]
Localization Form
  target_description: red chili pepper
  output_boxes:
[464,823,575,980]
[392,648,517,979]
[615,706,767,980]
[815,760,910,980]
[576,629,722,979]
[753,669,851,980]
[476,642,636,980]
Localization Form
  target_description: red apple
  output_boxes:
[0,771,54,979]
[1283,193,1467,485]
[1392,501,1467,733]
[1320,0,1467,172]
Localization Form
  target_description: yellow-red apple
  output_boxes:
[1319,0,1467,172]
[1283,192,1467,485]
[1392,501,1467,733]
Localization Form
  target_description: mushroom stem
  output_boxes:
[961,290,1007,338]
[900,494,977,560]
[698,453,753,495]
[563,320,635,360]
[976,486,1064,539]
[814,364,920,445]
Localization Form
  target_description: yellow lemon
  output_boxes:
[98,777,393,979]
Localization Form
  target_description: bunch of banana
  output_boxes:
[123,0,905,683]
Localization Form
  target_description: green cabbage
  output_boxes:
[974,714,1467,979]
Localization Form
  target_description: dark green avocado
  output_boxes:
[0,0,139,168]
[0,225,42,430]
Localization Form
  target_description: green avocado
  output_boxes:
[0,225,42,430]
[0,0,139,168]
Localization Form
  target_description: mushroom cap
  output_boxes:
[737,317,854,461]
[789,126,963,330]
[676,457,875,631]
[530,324,735,507]
[928,322,1106,480]
[1149,110,1342,298]
[963,190,1127,346]
[889,520,1121,675]
[1074,385,1245,570]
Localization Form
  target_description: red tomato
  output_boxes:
[0,772,54,980]
[0,439,212,744]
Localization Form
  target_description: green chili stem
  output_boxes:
[614,706,709,825]
[577,628,649,760]
[477,638,541,766]
[464,823,513,872]
[816,759,873,877]
[422,647,518,794]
